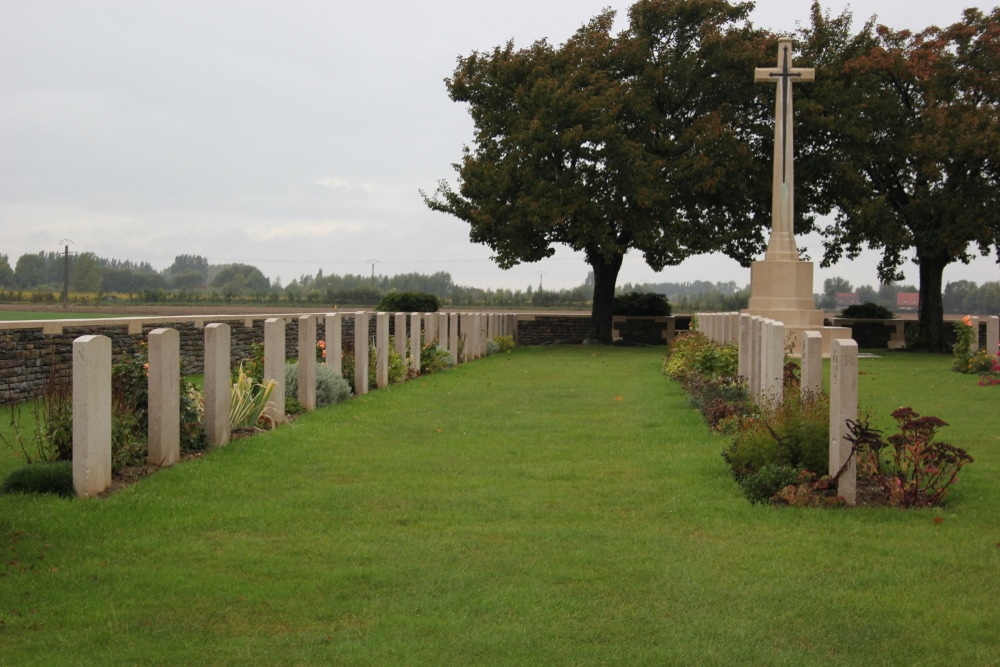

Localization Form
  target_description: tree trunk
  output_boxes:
[588,252,624,344]
[912,251,948,352]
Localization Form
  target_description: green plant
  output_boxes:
[420,340,453,374]
[840,302,894,319]
[230,363,277,430]
[741,464,801,504]
[846,408,973,508]
[951,316,976,372]
[113,341,206,453]
[663,332,738,382]
[493,335,516,353]
[613,291,671,316]
[721,391,830,487]
[0,461,74,497]
[1,374,73,464]
[486,339,499,356]
[284,361,353,408]
[375,291,440,312]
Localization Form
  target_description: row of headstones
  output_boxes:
[967,315,1000,355]
[71,311,518,498]
[697,312,859,504]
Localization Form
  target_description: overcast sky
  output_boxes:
[2,0,997,293]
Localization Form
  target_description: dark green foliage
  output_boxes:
[375,291,440,313]
[1,461,74,497]
[721,392,830,484]
[840,302,894,319]
[114,342,206,454]
[425,2,777,342]
[613,292,671,317]
[741,464,801,504]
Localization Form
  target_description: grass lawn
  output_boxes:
[0,347,997,665]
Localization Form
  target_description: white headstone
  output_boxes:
[376,312,389,389]
[800,330,823,398]
[298,315,317,410]
[264,318,286,424]
[354,312,369,395]
[72,335,112,498]
[830,338,858,505]
[148,327,180,466]
[325,313,342,377]
[738,313,752,382]
[410,312,422,375]
[204,323,231,446]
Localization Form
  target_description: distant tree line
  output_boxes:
[2,250,995,313]
[817,277,1000,315]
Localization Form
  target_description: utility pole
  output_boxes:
[59,239,74,309]
[367,258,380,288]
[536,271,546,291]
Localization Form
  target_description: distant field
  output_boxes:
[0,311,126,321]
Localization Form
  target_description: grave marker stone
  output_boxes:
[450,312,460,363]
[204,323,231,447]
[394,313,407,360]
[264,318,286,424]
[355,312,370,395]
[830,338,858,505]
[148,327,180,466]
[325,313,342,377]
[801,330,822,398]
[298,315,317,410]
[72,335,112,498]
[410,312,422,375]
[376,312,389,389]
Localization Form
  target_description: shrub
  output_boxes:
[0,461,74,497]
[493,335,516,353]
[840,302,894,319]
[420,341,453,374]
[721,391,830,486]
[284,361,353,408]
[952,317,972,371]
[114,342,206,452]
[741,464,801,504]
[613,292,671,316]
[663,332,738,384]
[846,408,973,508]
[375,291,440,313]
[485,339,499,356]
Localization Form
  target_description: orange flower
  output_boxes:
[962,315,972,326]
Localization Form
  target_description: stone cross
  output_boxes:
[755,38,814,261]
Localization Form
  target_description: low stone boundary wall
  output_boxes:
[1,311,517,405]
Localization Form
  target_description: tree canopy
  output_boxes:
[798,4,1000,350]
[425,0,781,342]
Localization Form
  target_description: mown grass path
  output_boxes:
[1,346,997,665]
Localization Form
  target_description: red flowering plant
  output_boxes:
[846,408,973,508]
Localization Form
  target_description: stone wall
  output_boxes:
[515,315,592,345]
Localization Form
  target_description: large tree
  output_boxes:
[425,0,781,342]
[798,5,1000,350]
